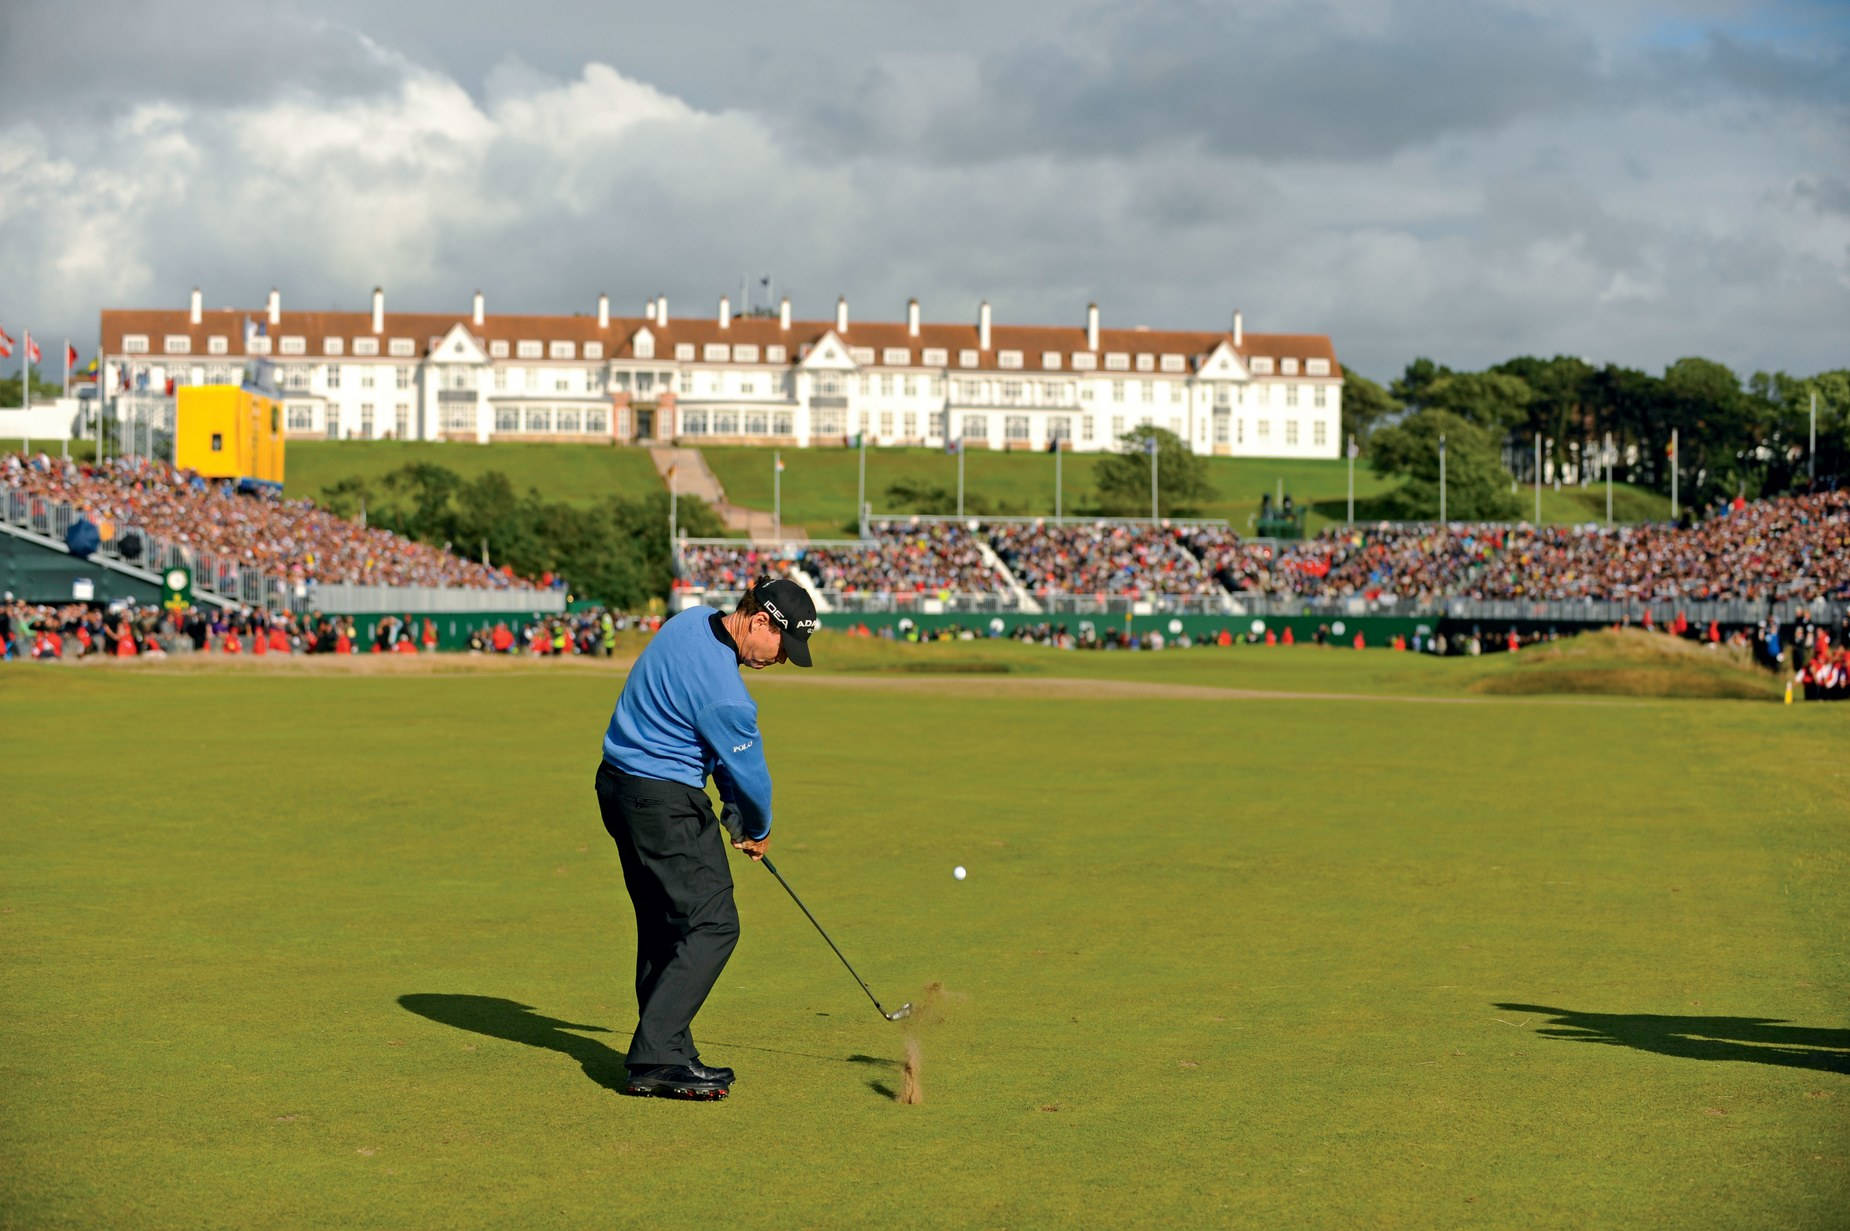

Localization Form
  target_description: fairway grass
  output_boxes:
[283,440,662,508]
[3,655,1844,1229]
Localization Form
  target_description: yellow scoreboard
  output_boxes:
[174,384,285,489]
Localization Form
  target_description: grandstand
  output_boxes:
[672,491,1850,626]
[2,450,563,614]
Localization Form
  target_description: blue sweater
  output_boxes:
[601,607,774,840]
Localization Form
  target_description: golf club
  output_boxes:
[759,856,911,1021]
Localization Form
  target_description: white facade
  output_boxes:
[100,292,1344,458]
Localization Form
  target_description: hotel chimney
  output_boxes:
[371,286,384,334]
[719,295,731,329]
[835,296,849,333]
[473,290,485,327]
[779,297,791,330]
[1086,302,1099,351]
[598,293,610,329]
[267,288,280,327]
[978,300,992,351]
[1232,309,1243,347]
[907,298,920,337]
[190,287,202,325]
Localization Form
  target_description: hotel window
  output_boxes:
[929,376,944,397]
[883,347,910,366]
[634,336,655,359]
[1306,358,1330,376]
[442,404,475,431]
[1005,415,1030,441]
[902,411,917,437]
[772,411,793,436]
[922,347,946,366]
[495,408,520,432]
[517,340,542,359]
[286,404,313,431]
[998,350,1023,370]
[1286,385,1299,407]
[705,344,729,362]
[1135,354,1154,372]
[1281,358,1298,375]
[359,404,375,437]
[961,414,987,439]
[361,371,375,389]
[493,368,507,391]
[674,344,695,361]
[1257,419,1270,440]
[586,409,609,434]
[550,341,575,359]
[1111,415,1125,438]
[1001,380,1024,403]
[1105,353,1129,371]
[285,368,311,391]
[354,337,379,356]
[584,342,604,360]
[585,367,603,392]
[388,338,414,357]
[164,335,192,354]
[859,375,873,396]
[903,376,917,397]
[1071,352,1097,370]
[526,408,551,433]
[1048,415,1071,443]
[1285,421,1299,445]
[395,405,410,437]
[208,336,229,355]
[814,373,842,396]
[744,410,769,436]
[712,410,739,435]
[812,407,844,435]
[765,345,786,363]
[681,410,708,435]
[555,374,571,393]
[880,411,895,436]
[1111,381,1125,403]
[734,344,759,363]
[556,409,581,433]
[1081,415,1095,442]
[881,374,895,396]
[1237,419,1245,444]
[1313,421,1327,446]
[1042,351,1062,370]
[740,377,756,396]
[1213,412,1230,444]
[490,340,509,358]
[1314,386,1327,408]
[396,366,412,390]
[124,334,149,353]
[1141,381,1154,403]
[1161,354,1185,373]
[325,365,341,389]
[1250,356,1272,375]
[959,349,979,368]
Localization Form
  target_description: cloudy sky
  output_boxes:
[1,0,1845,383]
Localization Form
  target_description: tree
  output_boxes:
[0,371,68,407]
[1421,370,1533,432]
[1339,366,1397,447]
[1092,425,1215,517]
[1368,410,1521,521]
[1390,358,1449,414]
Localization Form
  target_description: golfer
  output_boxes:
[595,577,817,1100]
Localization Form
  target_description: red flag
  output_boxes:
[65,342,78,369]
[0,326,12,358]
[24,331,41,364]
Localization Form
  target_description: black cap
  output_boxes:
[753,577,818,667]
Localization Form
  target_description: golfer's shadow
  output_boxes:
[398,994,629,1093]
[1498,1003,1850,1074]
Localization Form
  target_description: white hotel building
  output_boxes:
[100,289,1344,458]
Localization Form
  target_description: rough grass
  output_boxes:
[3,653,1844,1230]
[1469,629,1781,700]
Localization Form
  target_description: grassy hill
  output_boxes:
[283,441,662,507]
[703,444,1669,537]
[265,439,1669,536]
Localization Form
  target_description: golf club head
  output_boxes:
[884,1003,913,1021]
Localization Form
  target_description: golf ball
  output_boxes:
[953,866,967,880]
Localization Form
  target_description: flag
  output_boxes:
[0,326,12,358]
[25,331,41,364]
[775,456,785,472]
[1348,436,1360,460]
[1145,435,1158,456]
[65,342,78,370]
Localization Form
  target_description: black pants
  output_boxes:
[594,762,739,1068]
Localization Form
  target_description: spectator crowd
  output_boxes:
[4,450,541,592]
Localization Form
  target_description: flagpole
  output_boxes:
[1347,434,1355,523]
[957,436,965,518]
[856,427,866,537]
[774,450,782,542]
[1534,433,1541,523]
[669,465,678,547]
[1438,434,1447,524]
[1150,435,1158,521]
[62,341,71,460]
[1810,389,1817,488]
[1054,435,1062,518]
[1670,429,1678,521]
[1604,431,1613,527]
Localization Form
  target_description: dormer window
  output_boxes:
[998,350,1023,369]
[958,349,979,368]
[517,340,542,359]
[922,347,948,366]
[390,338,416,357]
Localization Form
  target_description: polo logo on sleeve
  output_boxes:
[732,740,754,753]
